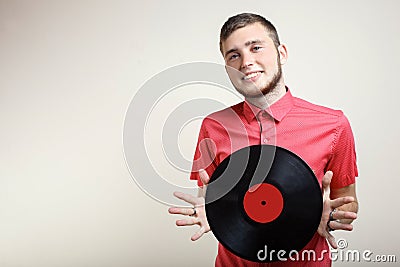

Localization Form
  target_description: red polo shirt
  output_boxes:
[190,89,358,266]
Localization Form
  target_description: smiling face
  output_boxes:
[221,22,287,98]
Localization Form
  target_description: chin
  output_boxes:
[236,89,264,98]
[236,83,268,97]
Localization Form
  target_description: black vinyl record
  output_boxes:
[205,145,322,262]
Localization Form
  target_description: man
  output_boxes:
[169,13,358,266]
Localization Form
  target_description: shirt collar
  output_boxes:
[243,87,294,123]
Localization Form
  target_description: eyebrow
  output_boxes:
[224,39,266,58]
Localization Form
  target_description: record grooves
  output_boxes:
[205,145,322,262]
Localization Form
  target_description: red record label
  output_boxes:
[243,183,284,223]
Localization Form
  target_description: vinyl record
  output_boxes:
[205,145,322,262]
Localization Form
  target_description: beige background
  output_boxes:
[1,0,399,266]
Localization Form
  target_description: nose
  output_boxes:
[241,51,254,70]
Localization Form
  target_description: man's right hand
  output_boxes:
[168,170,211,241]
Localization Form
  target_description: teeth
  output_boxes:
[243,72,261,80]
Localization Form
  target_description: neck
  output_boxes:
[245,81,286,109]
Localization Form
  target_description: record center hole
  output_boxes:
[261,200,267,206]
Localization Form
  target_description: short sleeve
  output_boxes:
[190,118,218,187]
[326,113,358,189]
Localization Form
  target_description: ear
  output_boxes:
[277,44,288,65]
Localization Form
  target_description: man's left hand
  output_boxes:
[317,171,358,248]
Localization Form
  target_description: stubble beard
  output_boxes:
[236,56,283,99]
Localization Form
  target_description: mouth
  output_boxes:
[242,71,263,81]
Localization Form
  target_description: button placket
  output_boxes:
[257,111,272,145]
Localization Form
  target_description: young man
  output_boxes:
[169,13,358,266]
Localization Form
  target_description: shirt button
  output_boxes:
[262,112,269,118]
[263,138,268,143]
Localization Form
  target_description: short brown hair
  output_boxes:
[219,13,281,54]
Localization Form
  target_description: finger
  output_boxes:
[330,210,357,221]
[191,226,206,241]
[322,171,333,192]
[176,217,198,227]
[330,196,355,209]
[199,169,210,185]
[168,207,196,216]
[328,220,354,231]
[322,171,333,202]
[326,232,337,249]
[173,191,200,206]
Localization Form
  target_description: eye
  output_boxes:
[253,46,263,52]
[229,54,239,61]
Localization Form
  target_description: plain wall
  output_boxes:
[1,0,399,266]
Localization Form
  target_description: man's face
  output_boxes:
[221,22,284,98]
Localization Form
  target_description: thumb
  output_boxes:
[322,171,333,199]
[199,169,210,185]
[322,171,333,191]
